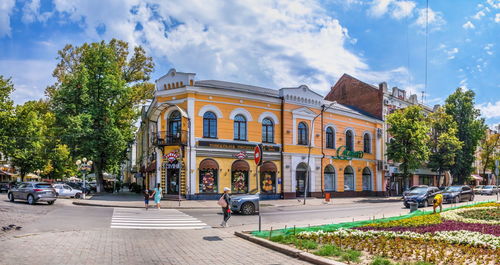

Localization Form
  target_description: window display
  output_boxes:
[231,171,248,193]
[200,170,217,193]
[261,172,276,193]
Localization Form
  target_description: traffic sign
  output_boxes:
[254,144,263,166]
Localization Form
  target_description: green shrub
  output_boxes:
[295,239,317,250]
[340,249,362,263]
[371,257,393,265]
[270,235,285,243]
[414,262,433,265]
[313,245,341,256]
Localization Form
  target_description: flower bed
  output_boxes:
[441,207,500,225]
[457,207,500,221]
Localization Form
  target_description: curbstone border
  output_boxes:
[72,201,219,209]
[234,231,347,265]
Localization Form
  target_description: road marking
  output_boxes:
[110,208,210,230]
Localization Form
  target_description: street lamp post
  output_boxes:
[304,102,336,205]
[76,158,93,200]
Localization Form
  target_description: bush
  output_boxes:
[414,262,433,265]
[313,245,342,257]
[295,239,317,250]
[270,235,285,243]
[371,257,393,265]
[340,249,362,263]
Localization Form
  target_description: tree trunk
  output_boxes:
[95,161,104,193]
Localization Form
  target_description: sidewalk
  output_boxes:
[73,190,403,209]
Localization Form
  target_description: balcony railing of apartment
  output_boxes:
[154,130,188,146]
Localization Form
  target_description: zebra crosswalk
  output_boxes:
[110,208,210,230]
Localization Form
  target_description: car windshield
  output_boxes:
[444,186,461,192]
[409,187,428,194]
[475,186,483,188]
[35,183,52,188]
[483,186,493,189]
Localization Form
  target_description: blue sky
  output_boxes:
[0,0,499,127]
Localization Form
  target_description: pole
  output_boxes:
[83,171,86,200]
[257,164,262,232]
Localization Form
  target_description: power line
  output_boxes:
[423,0,429,104]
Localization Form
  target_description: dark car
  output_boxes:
[230,190,260,215]
[403,186,440,208]
[479,185,499,195]
[8,182,57,205]
[402,185,429,197]
[442,185,474,203]
[0,182,9,193]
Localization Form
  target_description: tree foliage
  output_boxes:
[47,39,154,191]
[386,105,430,179]
[444,88,486,184]
[0,76,15,154]
[479,131,500,175]
[427,107,462,179]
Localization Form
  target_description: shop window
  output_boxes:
[199,159,218,193]
[298,122,308,145]
[326,127,335,149]
[262,118,274,143]
[324,165,336,191]
[419,175,432,186]
[346,130,354,151]
[234,114,247,141]
[344,166,354,191]
[168,111,181,137]
[363,133,371,153]
[203,111,217,138]
[231,160,249,193]
[260,162,277,193]
[362,167,372,191]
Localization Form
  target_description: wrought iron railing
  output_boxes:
[154,130,188,146]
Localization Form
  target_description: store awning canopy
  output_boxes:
[25,173,41,179]
[199,159,219,170]
[232,160,250,171]
[0,170,14,176]
[260,162,277,172]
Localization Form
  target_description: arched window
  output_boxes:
[326,127,335,149]
[346,130,354,151]
[362,167,372,191]
[168,111,181,137]
[296,162,309,194]
[344,166,354,191]
[324,165,336,191]
[262,118,274,143]
[234,114,247,141]
[363,133,371,153]
[199,159,218,193]
[203,111,217,138]
[298,122,308,145]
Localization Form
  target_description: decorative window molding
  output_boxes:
[198,105,223,118]
[229,108,253,121]
[258,112,279,124]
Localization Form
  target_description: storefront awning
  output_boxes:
[232,160,249,171]
[471,175,483,181]
[260,162,277,172]
[0,170,14,176]
[199,159,219,170]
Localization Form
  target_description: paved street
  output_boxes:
[0,193,497,265]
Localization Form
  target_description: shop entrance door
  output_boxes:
[166,161,180,195]
[296,163,308,196]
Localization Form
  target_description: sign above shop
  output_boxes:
[234,151,247,160]
[331,145,364,160]
[198,140,280,152]
[164,151,180,163]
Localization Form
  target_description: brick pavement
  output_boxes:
[0,228,309,265]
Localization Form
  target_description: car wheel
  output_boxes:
[404,204,409,208]
[75,193,81,199]
[240,202,255,215]
[47,201,55,205]
[454,196,460,203]
[27,195,35,205]
[469,195,474,201]
[55,192,59,196]
[423,200,428,207]
[8,193,14,202]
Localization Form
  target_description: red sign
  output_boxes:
[234,151,247,160]
[254,144,263,166]
[165,152,179,163]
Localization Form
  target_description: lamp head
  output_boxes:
[88,160,93,166]
[82,158,87,163]
[76,160,82,166]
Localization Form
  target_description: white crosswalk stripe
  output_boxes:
[110,208,210,230]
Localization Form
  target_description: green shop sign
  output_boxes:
[332,145,364,160]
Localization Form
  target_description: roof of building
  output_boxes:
[195,80,279,97]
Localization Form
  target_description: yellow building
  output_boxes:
[137,69,383,199]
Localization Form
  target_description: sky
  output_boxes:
[0,0,499,127]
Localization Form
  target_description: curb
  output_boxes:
[234,231,346,265]
[72,201,220,209]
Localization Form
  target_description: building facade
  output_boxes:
[135,69,383,199]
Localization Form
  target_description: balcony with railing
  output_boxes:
[154,130,188,146]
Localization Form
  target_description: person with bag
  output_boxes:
[151,183,163,210]
[218,187,231,227]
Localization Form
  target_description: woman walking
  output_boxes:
[151,183,163,209]
[218,187,231,227]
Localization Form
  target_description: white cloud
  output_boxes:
[414,8,446,30]
[446,47,459,59]
[495,13,500,22]
[368,0,416,20]
[486,0,500,9]
[477,101,500,119]
[21,0,52,23]
[0,0,15,37]
[472,10,486,19]
[47,0,408,95]
[459,78,468,90]
[392,1,416,19]
[484,43,494,55]
[368,0,393,17]
[462,21,475,29]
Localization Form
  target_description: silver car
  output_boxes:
[480,185,499,195]
[8,182,57,205]
[53,184,83,198]
[230,192,260,215]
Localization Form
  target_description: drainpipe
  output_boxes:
[321,105,325,196]
[280,96,285,199]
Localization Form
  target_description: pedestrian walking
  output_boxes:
[143,188,150,210]
[433,193,443,214]
[218,187,231,227]
[151,183,162,209]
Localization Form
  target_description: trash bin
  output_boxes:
[325,192,331,202]
[409,202,418,213]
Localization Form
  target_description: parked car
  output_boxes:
[473,185,484,194]
[230,190,260,215]
[442,185,474,203]
[7,182,57,205]
[479,185,499,195]
[402,185,429,197]
[53,184,83,198]
[0,182,9,193]
[403,186,440,208]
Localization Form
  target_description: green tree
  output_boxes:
[0,76,15,155]
[427,107,462,185]
[479,131,500,175]
[48,39,154,191]
[387,105,430,186]
[444,88,486,184]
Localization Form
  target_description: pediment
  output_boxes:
[292,107,316,116]
[279,85,323,106]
